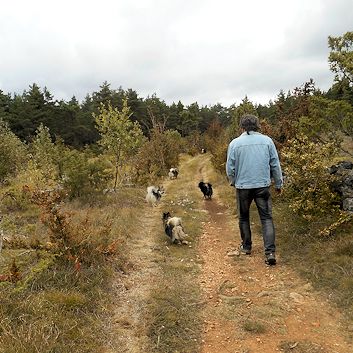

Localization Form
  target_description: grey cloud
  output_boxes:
[0,0,352,106]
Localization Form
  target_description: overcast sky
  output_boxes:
[0,0,352,107]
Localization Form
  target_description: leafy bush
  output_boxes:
[282,134,351,234]
[184,130,203,156]
[94,100,145,189]
[30,189,118,265]
[133,128,183,183]
[31,123,58,180]
[0,184,33,212]
[210,138,228,174]
[61,149,113,198]
[295,96,353,145]
[0,161,49,217]
[0,119,28,181]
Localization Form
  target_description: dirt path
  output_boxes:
[109,155,352,353]
[197,164,352,352]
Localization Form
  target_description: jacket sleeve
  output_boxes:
[226,143,236,185]
[269,140,283,189]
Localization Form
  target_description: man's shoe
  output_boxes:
[265,253,276,265]
[240,245,251,255]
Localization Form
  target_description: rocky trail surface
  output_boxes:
[196,159,352,353]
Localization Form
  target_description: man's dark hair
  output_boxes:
[240,114,260,134]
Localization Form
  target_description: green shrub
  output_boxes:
[282,134,352,235]
[242,319,266,334]
[0,119,28,181]
[61,150,113,198]
[31,123,58,180]
[44,290,88,309]
[133,128,183,183]
[210,138,228,174]
[30,189,117,265]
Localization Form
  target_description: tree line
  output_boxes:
[0,82,232,147]
[0,78,351,149]
[0,32,351,148]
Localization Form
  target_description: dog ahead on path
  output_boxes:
[198,181,213,200]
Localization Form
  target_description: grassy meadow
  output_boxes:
[0,188,145,353]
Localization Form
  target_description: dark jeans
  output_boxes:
[236,187,276,255]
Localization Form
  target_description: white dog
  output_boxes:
[146,186,164,206]
[168,168,179,180]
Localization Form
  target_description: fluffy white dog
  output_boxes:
[168,168,179,180]
[146,186,164,206]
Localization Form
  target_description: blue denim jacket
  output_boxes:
[226,131,283,189]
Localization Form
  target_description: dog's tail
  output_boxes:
[172,225,188,242]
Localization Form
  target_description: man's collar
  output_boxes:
[241,131,259,135]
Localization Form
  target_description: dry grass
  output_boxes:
[0,187,145,353]
[242,319,267,334]
[0,264,112,353]
[273,198,353,323]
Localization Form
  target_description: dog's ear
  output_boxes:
[162,212,171,220]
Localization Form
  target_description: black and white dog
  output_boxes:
[198,181,213,200]
[168,167,179,180]
[146,186,164,206]
[162,212,188,244]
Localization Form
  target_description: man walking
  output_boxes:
[226,114,283,265]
